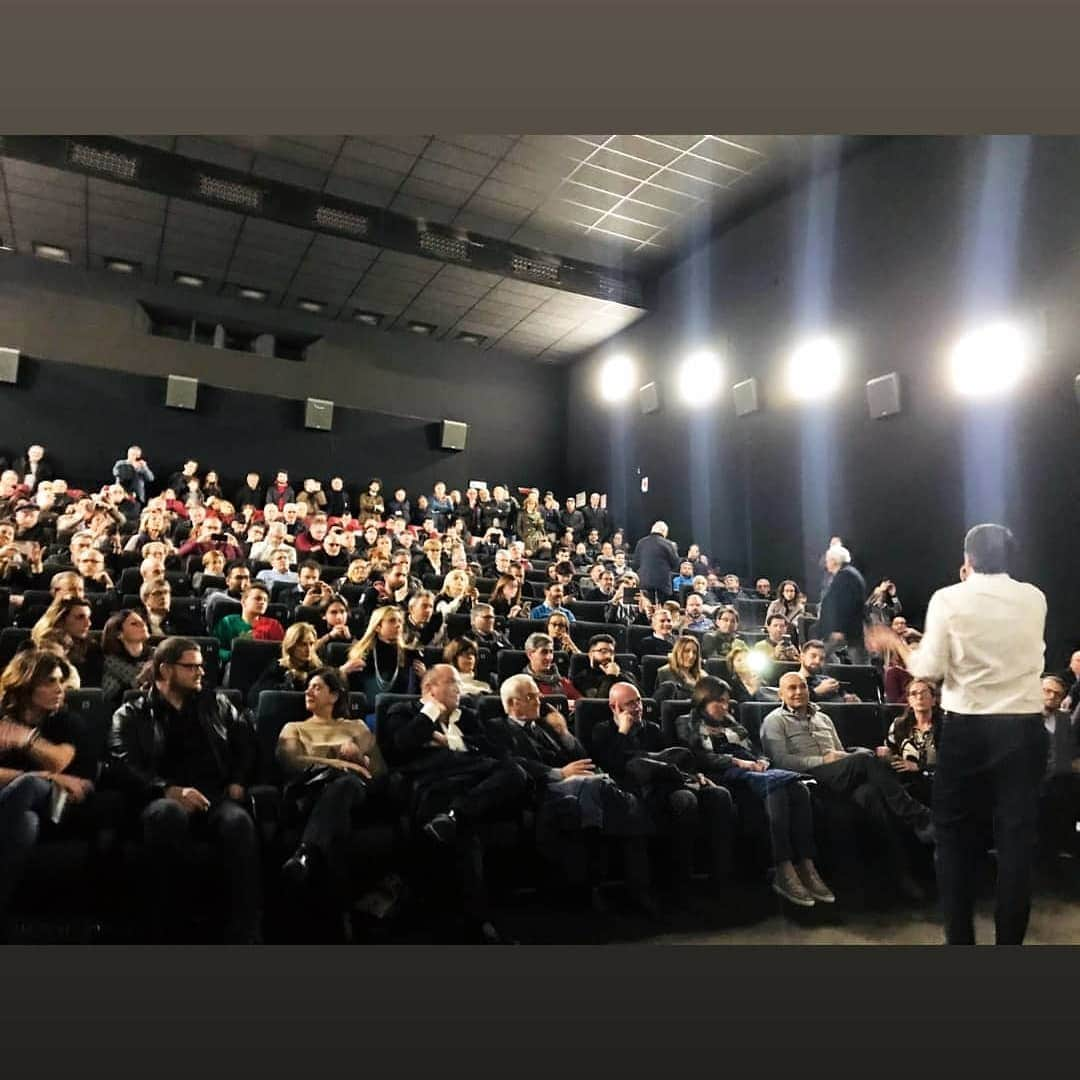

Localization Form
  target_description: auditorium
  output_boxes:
[0,134,1077,945]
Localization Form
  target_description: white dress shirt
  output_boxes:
[908,571,1045,715]
[421,700,466,751]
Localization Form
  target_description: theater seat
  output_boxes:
[374,693,422,759]
[660,699,692,746]
[573,696,659,755]
[825,664,882,703]
[473,693,569,726]
[0,626,31,669]
[640,654,667,696]
[506,618,537,648]
[569,620,627,652]
[225,638,284,697]
[444,613,471,641]
[568,600,607,622]
[818,702,889,750]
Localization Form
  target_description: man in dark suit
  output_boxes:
[632,521,681,604]
[816,544,868,663]
[591,682,735,892]
[582,492,611,541]
[483,673,656,913]
[382,665,527,943]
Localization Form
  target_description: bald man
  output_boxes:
[592,682,735,891]
[761,672,934,900]
[383,664,528,943]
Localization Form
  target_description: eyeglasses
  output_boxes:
[173,662,205,670]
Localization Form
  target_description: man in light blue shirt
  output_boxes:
[529,583,576,622]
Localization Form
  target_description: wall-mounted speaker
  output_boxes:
[165,374,198,410]
[866,372,902,419]
[732,378,759,417]
[440,420,468,451]
[0,347,20,385]
[639,381,660,415]
[305,397,334,431]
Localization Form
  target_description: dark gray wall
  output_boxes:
[0,254,568,496]
[567,136,1080,665]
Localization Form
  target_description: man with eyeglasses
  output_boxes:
[109,637,260,943]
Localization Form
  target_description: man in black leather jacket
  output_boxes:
[109,636,260,943]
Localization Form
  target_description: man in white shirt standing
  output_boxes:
[872,524,1047,945]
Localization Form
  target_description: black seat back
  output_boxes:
[225,638,283,697]
[734,701,779,750]
[641,654,669,696]
[569,620,627,652]
[573,696,659,755]
[506,617,537,648]
[819,702,889,749]
[568,600,607,622]
[825,663,882,703]
[445,613,472,641]
[0,626,31,668]
[374,693,422,758]
[63,688,109,780]
[660,699,692,746]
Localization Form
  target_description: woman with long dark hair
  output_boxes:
[100,609,151,710]
[676,676,835,908]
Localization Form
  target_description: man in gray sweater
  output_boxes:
[761,672,934,899]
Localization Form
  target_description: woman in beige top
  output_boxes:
[277,667,386,890]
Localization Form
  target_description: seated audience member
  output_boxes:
[277,668,386,903]
[279,561,323,612]
[444,637,494,696]
[603,572,653,627]
[865,579,903,625]
[436,570,477,620]
[76,547,115,593]
[702,606,743,663]
[203,563,253,629]
[765,580,805,637]
[610,529,630,555]
[383,665,526,943]
[166,459,199,497]
[798,639,860,704]
[551,560,581,601]
[353,479,382,522]
[249,521,295,565]
[717,574,748,606]
[295,514,329,556]
[213,583,284,664]
[530,582,576,622]
[0,650,95,928]
[674,676,834,906]
[313,595,353,654]
[176,518,243,561]
[32,597,103,687]
[883,644,915,704]
[672,561,697,593]
[637,607,677,659]
[342,606,423,707]
[247,622,323,708]
[689,575,721,609]
[753,614,801,663]
[469,604,512,654]
[572,634,638,699]
[319,529,350,572]
[385,487,410,521]
[875,677,939,808]
[586,567,617,604]
[761,673,934,900]
[13,443,53,493]
[1060,651,1080,712]
[13,501,51,546]
[754,578,773,601]
[686,544,709,575]
[324,476,350,519]
[109,636,260,943]
[358,563,413,625]
[890,615,922,644]
[1037,675,1080,859]
[403,591,444,650]
[192,549,227,593]
[483,673,656,913]
[101,609,151,710]
[591,682,734,894]
[654,636,704,704]
[727,640,779,704]
[256,547,300,588]
[522,633,580,701]
[547,612,581,656]
[139,580,178,638]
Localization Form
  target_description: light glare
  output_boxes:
[787,336,844,401]
[949,321,1030,397]
[599,354,635,403]
[679,350,723,406]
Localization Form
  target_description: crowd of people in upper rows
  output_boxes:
[0,442,1076,943]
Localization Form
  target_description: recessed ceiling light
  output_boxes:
[407,321,437,335]
[174,272,205,288]
[237,286,268,302]
[456,331,487,346]
[297,298,325,314]
[104,257,139,274]
[33,243,71,263]
[352,310,383,327]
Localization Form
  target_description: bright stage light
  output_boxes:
[948,321,1031,397]
[678,349,723,406]
[599,354,636,403]
[787,336,844,401]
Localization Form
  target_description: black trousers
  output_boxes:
[142,797,262,943]
[0,775,52,919]
[933,713,1047,945]
[810,752,930,878]
[666,785,735,885]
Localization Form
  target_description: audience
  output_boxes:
[1038,675,1080,859]
[876,677,939,807]
[100,609,151,710]
[798,639,860,704]
[654,636,703,704]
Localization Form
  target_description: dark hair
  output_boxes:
[246,581,270,598]
[443,636,479,667]
[801,638,826,655]
[890,678,941,748]
[0,649,72,720]
[690,675,732,712]
[766,613,788,627]
[554,560,575,577]
[298,560,321,574]
[102,609,146,657]
[308,666,350,718]
[150,636,201,681]
[587,633,616,650]
[964,523,1016,575]
[714,604,738,623]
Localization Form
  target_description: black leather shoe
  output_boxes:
[282,844,319,886]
